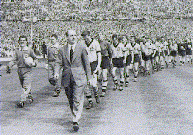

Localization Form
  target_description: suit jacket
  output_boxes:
[55,42,91,87]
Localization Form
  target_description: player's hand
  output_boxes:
[87,80,90,85]
[54,73,59,79]
[33,59,38,67]
[93,66,100,74]
[6,66,11,74]
[45,64,48,70]
[123,59,126,64]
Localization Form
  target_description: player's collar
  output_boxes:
[113,42,119,47]
[124,42,128,47]
[86,38,94,47]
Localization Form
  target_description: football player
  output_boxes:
[6,35,37,108]
[169,39,178,67]
[131,36,141,82]
[121,34,133,86]
[81,31,101,108]
[46,34,62,97]
[111,34,125,91]
[98,33,113,97]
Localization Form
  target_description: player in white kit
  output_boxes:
[131,36,141,82]
[111,34,125,91]
[81,31,101,109]
[169,39,178,67]
[121,34,134,86]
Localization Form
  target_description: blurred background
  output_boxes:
[1,0,193,57]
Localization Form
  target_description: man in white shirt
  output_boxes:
[130,36,141,82]
[111,34,125,91]
[169,39,178,67]
[121,34,133,86]
[81,31,101,109]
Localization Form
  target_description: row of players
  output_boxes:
[5,30,193,132]
[6,31,193,109]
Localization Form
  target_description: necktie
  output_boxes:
[70,46,73,62]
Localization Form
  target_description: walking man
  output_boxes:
[81,30,101,109]
[55,30,92,132]
[6,35,37,108]
[46,34,61,97]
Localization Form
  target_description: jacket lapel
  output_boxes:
[63,45,70,63]
[71,43,79,63]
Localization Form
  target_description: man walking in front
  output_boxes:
[55,30,92,132]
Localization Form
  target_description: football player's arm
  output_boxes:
[6,51,17,73]
[131,46,134,64]
[152,48,156,57]
[123,50,127,64]
[96,42,102,70]
[82,47,92,84]
[30,49,38,66]
[54,49,62,79]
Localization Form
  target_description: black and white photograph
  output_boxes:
[1,0,193,134]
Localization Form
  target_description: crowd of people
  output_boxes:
[5,26,193,132]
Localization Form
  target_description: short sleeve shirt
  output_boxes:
[123,43,133,56]
[111,43,125,58]
[86,39,101,62]
[132,43,141,54]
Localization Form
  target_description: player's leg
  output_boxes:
[112,58,119,90]
[92,73,100,103]
[112,66,118,90]
[125,54,132,86]
[133,54,140,81]
[86,61,98,108]
[18,71,33,108]
[140,53,146,75]
[119,67,124,91]
[125,65,130,87]
[101,69,108,97]
[101,56,110,97]
[133,62,139,82]
[52,65,61,97]
[48,63,59,97]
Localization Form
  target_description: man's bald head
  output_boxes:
[66,30,77,45]
[66,30,77,37]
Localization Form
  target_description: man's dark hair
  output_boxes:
[112,34,118,40]
[19,35,28,42]
[51,34,58,39]
[81,31,90,37]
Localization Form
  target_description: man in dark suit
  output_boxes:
[54,30,92,132]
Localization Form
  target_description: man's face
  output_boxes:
[113,37,118,46]
[19,38,27,47]
[130,37,135,44]
[99,34,104,41]
[83,35,91,44]
[50,36,57,45]
[67,30,77,45]
[122,36,127,44]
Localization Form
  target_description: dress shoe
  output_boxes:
[133,78,137,82]
[73,122,79,132]
[113,84,119,91]
[100,92,106,97]
[17,101,24,108]
[52,88,60,97]
[119,86,123,91]
[28,95,34,103]
[125,82,129,87]
[95,95,100,104]
[86,101,93,109]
